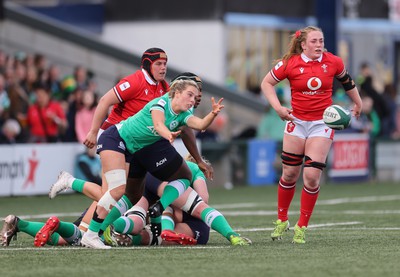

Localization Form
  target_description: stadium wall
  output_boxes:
[1,138,400,197]
[0,140,196,197]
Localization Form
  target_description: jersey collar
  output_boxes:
[301,52,323,63]
[142,69,157,85]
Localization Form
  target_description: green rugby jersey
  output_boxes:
[117,95,193,154]
[187,161,206,186]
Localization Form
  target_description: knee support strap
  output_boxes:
[97,190,117,212]
[124,206,147,227]
[304,156,326,171]
[104,169,126,190]
[181,190,203,215]
[281,151,304,166]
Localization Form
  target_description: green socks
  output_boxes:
[201,207,237,240]
[71,179,86,193]
[100,195,133,232]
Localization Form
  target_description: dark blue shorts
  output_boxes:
[143,173,161,204]
[129,139,183,180]
[182,212,210,245]
[96,125,133,163]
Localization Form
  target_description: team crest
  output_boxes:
[169,121,179,130]
[286,121,295,133]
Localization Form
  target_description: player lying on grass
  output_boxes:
[49,158,251,246]
[0,214,82,247]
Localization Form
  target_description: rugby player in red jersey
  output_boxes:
[261,26,362,243]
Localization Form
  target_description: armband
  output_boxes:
[337,71,356,91]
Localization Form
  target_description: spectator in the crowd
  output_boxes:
[60,75,77,101]
[75,90,97,144]
[21,66,39,102]
[13,62,27,85]
[26,83,67,143]
[34,53,48,82]
[6,81,30,142]
[381,83,398,139]
[0,118,21,144]
[73,65,92,91]
[62,87,83,142]
[357,62,389,134]
[0,72,10,123]
[350,95,380,137]
[0,49,7,72]
[46,64,62,100]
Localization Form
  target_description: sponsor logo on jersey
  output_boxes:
[119,81,130,91]
[147,126,159,136]
[118,141,126,151]
[274,61,283,70]
[156,157,167,167]
[306,77,322,90]
[169,121,179,130]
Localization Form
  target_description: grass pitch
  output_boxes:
[1,181,399,277]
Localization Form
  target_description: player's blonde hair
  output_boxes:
[169,79,199,98]
[277,26,326,64]
[185,154,211,167]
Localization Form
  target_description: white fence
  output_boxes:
[0,140,194,197]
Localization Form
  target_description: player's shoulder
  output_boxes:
[322,51,343,62]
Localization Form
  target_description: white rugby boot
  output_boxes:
[49,171,74,199]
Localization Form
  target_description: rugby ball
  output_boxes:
[323,105,351,130]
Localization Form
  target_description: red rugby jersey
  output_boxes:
[106,69,169,125]
[270,52,345,121]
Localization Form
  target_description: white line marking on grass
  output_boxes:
[212,203,259,209]
[0,246,230,251]
[222,211,278,216]
[234,221,363,232]
[319,210,400,215]
[318,195,400,205]
[1,213,83,221]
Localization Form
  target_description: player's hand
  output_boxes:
[277,106,294,121]
[351,103,362,119]
[169,130,182,144]
[211,97,224,115]
[198,160,214,180]
[84,130,97,149]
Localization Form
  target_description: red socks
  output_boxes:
[297,186,320,227]
[277,178,296,221]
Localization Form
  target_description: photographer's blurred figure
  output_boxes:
[74,146,101,185]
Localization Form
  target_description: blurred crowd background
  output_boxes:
[1,0,400,187]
